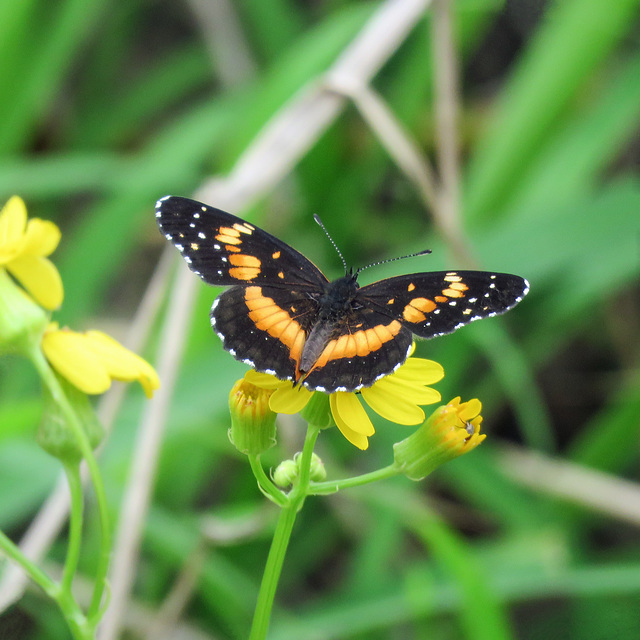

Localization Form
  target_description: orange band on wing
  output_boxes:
[311,320,402,371]
[244,287,305,365]
[402,297,437,324]
[229,266,261,280]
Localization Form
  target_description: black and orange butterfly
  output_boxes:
[156,196,528,393]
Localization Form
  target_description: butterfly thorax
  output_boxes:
[318,273,359,316]
[299,273,359,377]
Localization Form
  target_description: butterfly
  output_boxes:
[156,196,529,393]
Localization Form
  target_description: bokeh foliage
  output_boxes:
[0,0,639,638]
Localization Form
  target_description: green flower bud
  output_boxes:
[308,452,326,482]
[37,373,105,463]
[228,376,277,455]
[273,459,298,488]
[393,397,485,480]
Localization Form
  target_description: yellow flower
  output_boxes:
[41,323,160,397]
[246,346,444,450]
[0,196,63,309]
[393,396,485,480]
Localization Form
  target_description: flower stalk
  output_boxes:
[248,423,320,640]
[27,342,112,625]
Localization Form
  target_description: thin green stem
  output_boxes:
[61,461,84,594]
[27,346,111,624]
[248,423,321,640]
[248,454,288,506]
[291,423,320,502]
[248,500,298,640]
[0,528,58,598]
[0,530,91,640]
[309,463,400,495]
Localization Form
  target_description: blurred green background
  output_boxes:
[1,0,639,638]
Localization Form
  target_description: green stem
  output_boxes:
[248,424,321,640]
[0,529,91,640]
[309,463,400,495]
[28,346,112,624]
[248,454,288,506]
[61,461,84,595]
[248,500,298,640]
[293,424,321,501]
[0,528,58,599]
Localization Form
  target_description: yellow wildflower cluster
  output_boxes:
[0,196,159,397]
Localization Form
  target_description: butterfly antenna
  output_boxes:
[357,248,432,274]
[314,214,348,274]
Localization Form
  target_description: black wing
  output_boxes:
[359,271,529,339]
[211,284,320,382]
[155,196,328,289]
[300,305,414,392]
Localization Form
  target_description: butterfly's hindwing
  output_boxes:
[211,285,320,381]
[360,271,529,339]
[300,306,414,392]
[155,196,327,288]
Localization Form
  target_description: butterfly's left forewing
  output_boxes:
[156,196,330,381]
[155,196,327,289]
[359,271,529,339]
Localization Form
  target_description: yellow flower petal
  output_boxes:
[331,392,375,436]
[371,372,442,405]
[42,326,159,397]
[392,357,444,385]
[7,256,63,309]
[361,383,426,425]
[0,196,27,262]
[84,330,160,397]
[269,384,312,414]
[330,393,373,449]
[457,397,482,422]
[42,329,111,394]
[245,370,288,389]
[332,417,369,450]
[22,218,61,257]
